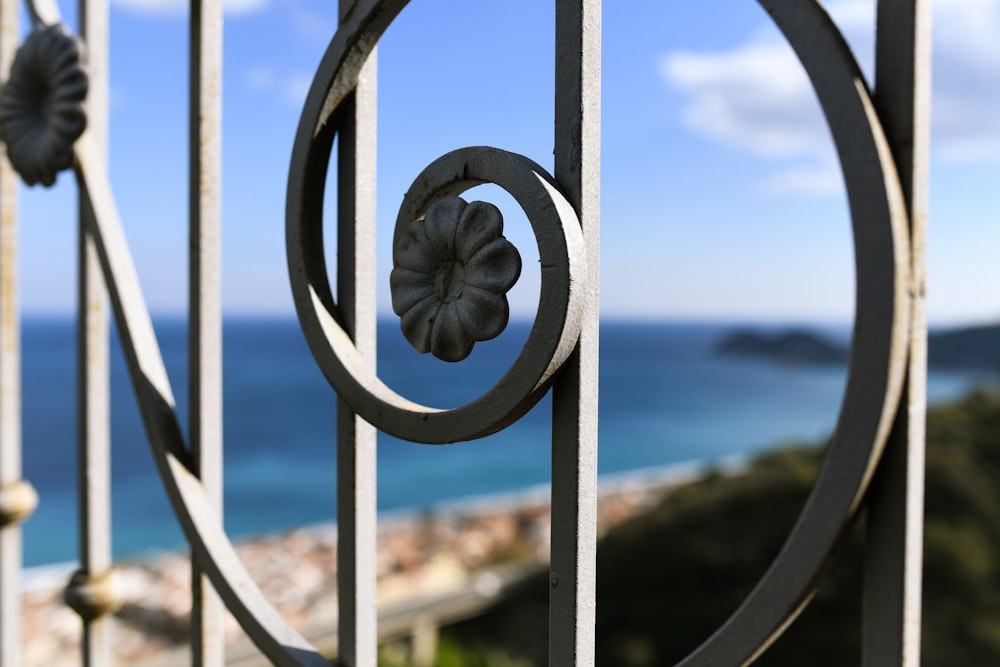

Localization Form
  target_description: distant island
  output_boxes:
[716,322,1000,371]
[716,329,848,366]
[927,323,1000,370]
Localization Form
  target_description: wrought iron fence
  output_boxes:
[0,0,929,665]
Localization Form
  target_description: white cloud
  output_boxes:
[282,73,312,106]
[664,44,829,160]
[109,85,126,112]
[113,0,266,17]
[221,0,266,15]
[242,66,312,107]
[289,2,336,42]
[763,163,844,197]
[661,0,1000,194]
[930,0,1000,160]
[244,66,276,92]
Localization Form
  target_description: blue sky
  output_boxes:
[15,0,1000,325]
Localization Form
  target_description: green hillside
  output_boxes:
[441,389,1000,666]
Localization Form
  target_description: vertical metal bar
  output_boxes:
[189,0,224,661]
[0,0,25,662]
[863,2,931,666]
[550,1,600,665]
[76,0,114,659]
[336,1,378,664]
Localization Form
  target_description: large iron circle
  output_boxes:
[291,125,586,440]
[285,0,912,662]
[677,1,913,664]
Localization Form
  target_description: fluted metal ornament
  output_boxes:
[391,196,521,362]
[0,24,87,187]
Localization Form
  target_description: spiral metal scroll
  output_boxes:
[290,143,586,443]
[3,0,913,665]
[285,0,589,444]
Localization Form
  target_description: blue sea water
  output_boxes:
[18,317,990,567]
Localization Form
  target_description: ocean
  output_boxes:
[18,317,989,568]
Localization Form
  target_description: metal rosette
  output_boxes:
[287,5,587,444]
[0,23,88,187]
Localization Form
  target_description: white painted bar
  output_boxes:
[336,2,378,665]
[551,1,600,665]
[863,1,931,665]
[76,0,114,659]
[189,0,225,662]
[0,0,23,660]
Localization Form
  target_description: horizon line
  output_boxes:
[16,310,998,330]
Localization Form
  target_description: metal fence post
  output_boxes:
[335,1,378,664]
[189,0,226,661]
[863,1,932,665]
[551,1,601,665]
[65,0,118,660]
[0,0,34,662]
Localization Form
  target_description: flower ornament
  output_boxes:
[0,24,88,187]
[391,196,522,362]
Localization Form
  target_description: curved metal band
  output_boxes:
[73,138,331,666]
[678,1,912,664]
[6,1,326,661]
[287,4,587,444]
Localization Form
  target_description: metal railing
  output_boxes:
[0,1,929,665]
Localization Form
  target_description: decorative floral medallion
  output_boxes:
[391,196,522,362]
[0,24,88,187]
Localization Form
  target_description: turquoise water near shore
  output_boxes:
[19,318,989,567]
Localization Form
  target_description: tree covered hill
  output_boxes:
[442,389,1000,666]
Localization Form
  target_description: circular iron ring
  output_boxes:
[289,40,587,443]
[678,1,913,663]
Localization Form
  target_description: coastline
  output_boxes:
[22,457,735,580]
[20,458,722,666]
[20,318,988,578]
